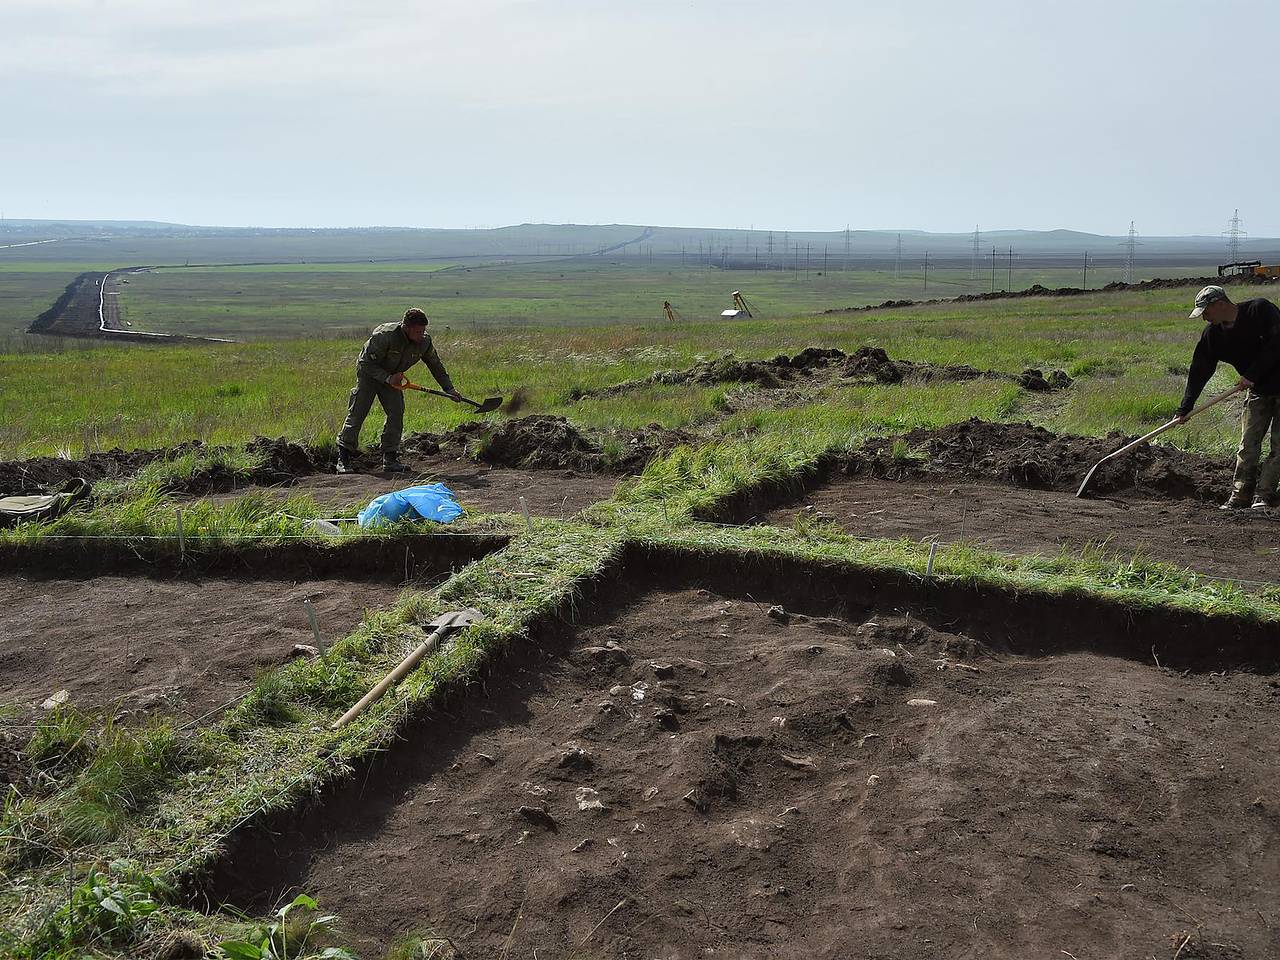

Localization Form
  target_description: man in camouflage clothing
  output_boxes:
[337,308,462,473]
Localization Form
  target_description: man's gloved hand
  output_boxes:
[447,389,464,402]
[388,372,407,388]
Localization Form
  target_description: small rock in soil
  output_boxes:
[779,753,817,770]
[41,690,69,710]
[767,604,789,623]
[654,706,679,730]
[906,698,939,707]
[556,746,594,772]
[575,787,607,811]
[289,644,320,659]
[516,804,558,831]
[651,661,675,679]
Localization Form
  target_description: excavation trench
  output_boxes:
[704,420,1278,585]
[0,535,506,727]
[203,546,1280,959]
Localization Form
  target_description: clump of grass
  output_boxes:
[214,893,354,960]
[15,859,172,959]
[1067,357,1126,378]
[228,671,305,731]
[600,436,625,467]
[53,717,192,846]
[384,931,461,960]
[25,707,95,771]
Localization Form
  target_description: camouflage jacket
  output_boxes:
[356,321,453,392]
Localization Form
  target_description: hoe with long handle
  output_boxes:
[1076,384,1243,498]
[331,609,481,729]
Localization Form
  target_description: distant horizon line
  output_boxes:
[1,217,1276,242]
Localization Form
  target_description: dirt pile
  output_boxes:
[823,274,1278,316]
[574,346,1070,399]
[473,415,695,473]
[0,446,193,494]
[476,415,603,471]
[850,419,1228,501]
[176,438,332,494]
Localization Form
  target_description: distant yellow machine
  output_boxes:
[1219,260,1280,279]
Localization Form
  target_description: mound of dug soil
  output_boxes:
[175,438,331,494]
[572,346,1071,399]
[473,416,696,473]
[852,419,1229,501]
[0,446,196,495]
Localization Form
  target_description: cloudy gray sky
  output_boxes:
[2,0,1275,234]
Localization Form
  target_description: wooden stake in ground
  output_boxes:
[330,608,481,729]
[1076,384,1242,497]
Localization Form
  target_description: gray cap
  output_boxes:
[1189,285,1228,318]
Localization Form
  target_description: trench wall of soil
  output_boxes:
[0,532,509,580]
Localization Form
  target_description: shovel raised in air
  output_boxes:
[1076,384,1243,498]
[396,379,503,414]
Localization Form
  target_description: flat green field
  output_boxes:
[1,252,1219,340]
[109,260,1220,339]
[0,283,1246,459]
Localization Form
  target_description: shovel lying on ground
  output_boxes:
[396,379,503,414]
[1076,384,1244,498]
[330,608,482,729]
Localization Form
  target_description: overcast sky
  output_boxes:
[2,0,1275,235]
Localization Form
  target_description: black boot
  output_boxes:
[336,447,357,474]
[383,456,410,474]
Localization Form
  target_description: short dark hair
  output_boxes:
[402,307,429,326]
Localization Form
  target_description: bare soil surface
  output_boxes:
[205,453,621,519]
[761,477,1279,584]
[211,583,1280,959]
[0,574,404,725]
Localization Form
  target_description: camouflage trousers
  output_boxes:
[337,375,405,458]
[1233,390,1280,499]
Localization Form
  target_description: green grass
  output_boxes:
[0,283,1251,458]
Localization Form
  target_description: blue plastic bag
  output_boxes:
[357,483,464,528]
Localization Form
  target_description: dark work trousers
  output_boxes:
[1233,389,1280,500]
[337,375,405,458]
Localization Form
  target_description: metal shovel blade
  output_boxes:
[472,396,503,414]
[429,608,483,629]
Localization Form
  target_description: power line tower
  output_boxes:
[969,225,981,281]
[843,225,851,271]
[766,230,774,269]
[894,233,902,279]
[1224,209,1246,263]
[1119,221,1141,284]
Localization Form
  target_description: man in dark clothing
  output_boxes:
[1176,285,1280,509]
[337,308,462,474]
